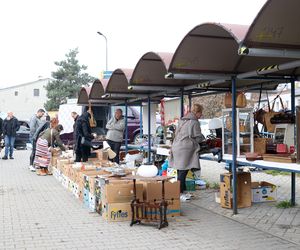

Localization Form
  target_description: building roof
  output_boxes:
[0,78,51,91]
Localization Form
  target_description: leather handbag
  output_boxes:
[224,92,247,108]
[276,144,288,154]
[81,137,92,147]
[236,92,247,108]
[270,111,295,124]
[266,142,277,154]
[263,94,284,133]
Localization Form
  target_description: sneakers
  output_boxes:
[2,156,8,160]
[180,193,191,202]
[29,165,36,172]
[9,156,14,159]
[184,192,194,198]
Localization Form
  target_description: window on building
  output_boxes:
[297,99,300,106]
[33,89,40,97]
[14,91,18,96]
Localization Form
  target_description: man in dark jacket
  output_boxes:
[2,112,19,160]
[74,111,94,162]
[0,117,3,136]
[0,117,3,151]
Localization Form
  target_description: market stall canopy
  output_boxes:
[239,0,300,76]
[130,52,197,88]
[89,79,107,100]
[77,80,119,105]
[105,68,151,96]
[77,87,91,105]
[168,23,284,90]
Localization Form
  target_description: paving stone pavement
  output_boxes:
[195,159,300,244]
[0,150,300,250]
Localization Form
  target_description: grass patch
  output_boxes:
[264,170,290,176]
[276,200,293,209]
[204,180,220,189]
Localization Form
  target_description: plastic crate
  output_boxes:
[185,179,196,191]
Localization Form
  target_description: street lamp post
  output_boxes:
[97,31,108,71]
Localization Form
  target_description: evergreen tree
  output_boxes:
[45,48,94,110]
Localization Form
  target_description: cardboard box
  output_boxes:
[102,202,132,222]
[57,159,71,171]
[251,181,277,202]
[220,172,252,209]
[94,149,109,161]
[141,181,180,201]
[83,188,90,208]
[102,182,143,203]
[89,193,96,212]
[145,199,181,218]
[72,183,79,199]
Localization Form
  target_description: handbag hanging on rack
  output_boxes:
[88,102,97,128]
[224,92,247,108]
[262,93,283,133]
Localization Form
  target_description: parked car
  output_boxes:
[110,106,161,144]
[1,120,31,149]
[59,105,161,146]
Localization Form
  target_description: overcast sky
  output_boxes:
[0,0,266,88]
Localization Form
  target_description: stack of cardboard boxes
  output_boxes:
[219,171,277,208]
[51,149,181,222]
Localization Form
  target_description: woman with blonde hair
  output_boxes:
[169,103,205,201]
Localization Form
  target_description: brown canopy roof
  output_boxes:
[77,87,90,105]
[239,0,300,76]
[105,68,133,93]
[168,22,294,90]
[169,23,248,75]
[242,0,300,50]
[130,51,196,87]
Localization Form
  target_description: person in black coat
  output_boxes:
[0,117,3,150]
[2,112,20,160]
[0,117,3,136]
[75,111,94,162]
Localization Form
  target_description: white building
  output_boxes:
[0,78,50,120]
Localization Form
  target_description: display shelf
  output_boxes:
[222,108,254,157]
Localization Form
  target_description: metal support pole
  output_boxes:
[125,100,128,155]
[180,88,184,118]
[140,105,143,139]
[188,94,192,111]
[231,77,238,215]
[291,79,296,206]
[147,95,151,163]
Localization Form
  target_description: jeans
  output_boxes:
[177,169,189,193]
[30,140,37,165]
[107,140,121,164]
[4,136,16,158]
